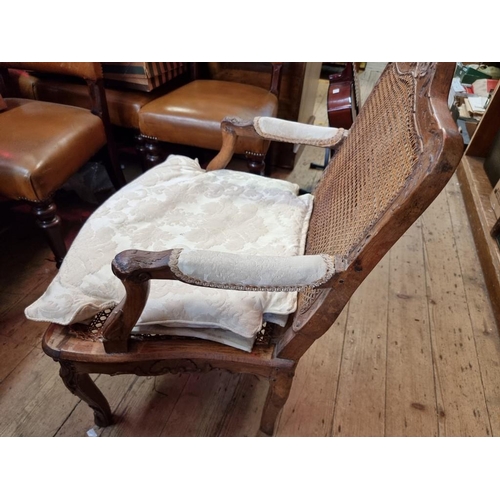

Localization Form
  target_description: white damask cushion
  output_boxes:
[26,155,314,351]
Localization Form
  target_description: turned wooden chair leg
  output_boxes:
[259,369,295,436]
[59,361,113,427]
[135,133,147,172]
[245,151,266,175]
[31,199,66,268]
[143,135,165,170]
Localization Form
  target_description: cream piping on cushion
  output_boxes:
[253,116,346,148]
[169,249,335,292]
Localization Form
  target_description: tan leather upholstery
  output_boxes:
[0,98,106,201]
[138,80,278,154]
[35,79,158,129]
[1,62,103,80]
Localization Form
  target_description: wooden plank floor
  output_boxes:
[1,63,500,437]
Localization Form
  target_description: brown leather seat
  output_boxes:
[34,80,158,129]
[0,62,125,267]
[0,98,106,201]
[139,80,278,154]
[137,64,283,174]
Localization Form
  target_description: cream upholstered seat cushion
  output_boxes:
[25,155,314,351]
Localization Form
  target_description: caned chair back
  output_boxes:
[281,63,463,359]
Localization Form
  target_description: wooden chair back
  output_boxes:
[190,62,283,97]
[277,62,464,359]
[0,62,103,81]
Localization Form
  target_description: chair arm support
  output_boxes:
[101,249,177,352]
[112,248,342,291]
[206,118,261,171]
[205,113,347,172]
[253,117,347,148]
[101,248,346,353]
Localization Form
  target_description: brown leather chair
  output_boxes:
[7,67,191,170]
[138,63,283,174]
[0,63,126,266]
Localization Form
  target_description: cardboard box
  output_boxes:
[101,62,188,92]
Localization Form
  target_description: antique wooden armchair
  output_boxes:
[31,63,463,436]
[0,63,126,266]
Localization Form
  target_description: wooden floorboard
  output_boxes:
[2,63,500,436]
[0,347,69,437]
[422,188,491,436]
[99,374,190,437]
[217,374,269,437]
[159,371,240,437]
[445,176,500,436]
[332,254,390,437]
[276,308,348,437]
[385,220,439,437]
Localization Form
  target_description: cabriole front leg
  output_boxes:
[59,360,113,427]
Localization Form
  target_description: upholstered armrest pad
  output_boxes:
[170,249,335,292]
[253,116,346,147]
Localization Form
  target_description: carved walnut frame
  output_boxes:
[42,63,463,436]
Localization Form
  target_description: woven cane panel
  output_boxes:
[298,64,421,314]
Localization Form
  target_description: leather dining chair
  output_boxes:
[0,63,126,267]
[27,63,463,435]
[137,63,283,174]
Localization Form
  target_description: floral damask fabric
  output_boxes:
[254,117,345,147]
[25,156,314,351]
[172,249,335,291]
